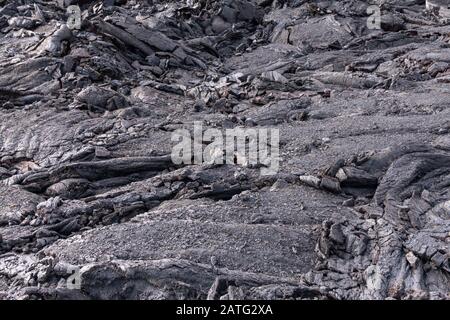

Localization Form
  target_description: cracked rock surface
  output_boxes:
[0,0,449,300]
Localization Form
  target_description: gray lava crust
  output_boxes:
[0,0,448,300]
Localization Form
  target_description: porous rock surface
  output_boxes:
[0,0,448,300]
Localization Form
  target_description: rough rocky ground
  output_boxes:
[0,0,449,300]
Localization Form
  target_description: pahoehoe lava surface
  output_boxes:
[0,0,449,300]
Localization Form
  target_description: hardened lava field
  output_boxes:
[0,0,448,300]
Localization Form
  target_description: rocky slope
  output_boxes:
[0,0,448,300]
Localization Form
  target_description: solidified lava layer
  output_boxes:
[0,0,448,300]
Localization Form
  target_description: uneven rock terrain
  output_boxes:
[0,0,448,300]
